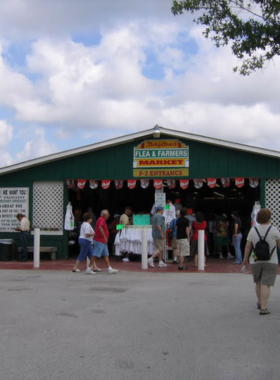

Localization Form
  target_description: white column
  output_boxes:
[33,228,40,268]
[198,230,205,271]
[141,228,148,269]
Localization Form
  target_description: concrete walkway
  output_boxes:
[0,256,258,273]
[0,269,280,380]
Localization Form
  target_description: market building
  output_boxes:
[0,125,280,260]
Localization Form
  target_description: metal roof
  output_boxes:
[1,126,280,175]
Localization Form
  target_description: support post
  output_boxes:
[33,228,40,269]
[198,230,204,271]
[141,228,148,269]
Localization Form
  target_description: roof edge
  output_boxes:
[0,126,280,175]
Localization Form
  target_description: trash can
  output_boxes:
[0,239,14,261]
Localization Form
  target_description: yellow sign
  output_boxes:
[138,140,184,149]
[133,169,189,178]
[133,139,189,177]
[137,159,185,167]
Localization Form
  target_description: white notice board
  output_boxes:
[0,188,29,232]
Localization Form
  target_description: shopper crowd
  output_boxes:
[72,204,255,272]
[70,202,280,317]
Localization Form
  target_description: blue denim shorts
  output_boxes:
[93,240,109,258]
[77,238,94,261]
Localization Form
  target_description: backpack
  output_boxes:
[253,226,275,261]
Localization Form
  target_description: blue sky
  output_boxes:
[0,0,280,167]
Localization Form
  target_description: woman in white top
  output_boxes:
[72,212,96,274]
[242,208,280,315]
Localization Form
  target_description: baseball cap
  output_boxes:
[157,206,164,211]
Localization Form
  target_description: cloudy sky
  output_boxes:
[0,0,279,167]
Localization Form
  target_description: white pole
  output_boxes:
[141,228,148,269]
[198,230,204,271]
[33,228,40,268]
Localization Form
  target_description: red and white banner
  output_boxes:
[235,178,245,188]
[77,179,86,189]
[102,180,111,189]
[180,179,189,189]
[207,178,216,188]
[127,180,137,189]
[140,179,149,189]
[66,179,75,188]
[114,180,123,190]
[221,178,230,188]
[193,179,203,189]
[153,180,163,189]
[249,178,259,188]
[167,179,176,189]
[89,180,98,189]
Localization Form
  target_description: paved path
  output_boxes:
[0,256,265,273]
[0,269,280,380]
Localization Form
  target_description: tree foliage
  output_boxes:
[171,0,280,75]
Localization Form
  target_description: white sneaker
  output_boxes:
[227,254,235,259]
[158,261,167,268]
[72,269,81,273]
[147,258,154,267]
[122,258,130,262]
[93,267,102,272]
[219,254,223,259]
[85,268,96,275]
[108,268,118,274]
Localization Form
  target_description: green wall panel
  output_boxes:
[1,132,280,260]
[1,135,280,181]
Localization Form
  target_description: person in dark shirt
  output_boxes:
[169,210,180,264]
[176,208,190,270]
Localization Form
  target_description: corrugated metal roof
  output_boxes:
[1,126,280,175]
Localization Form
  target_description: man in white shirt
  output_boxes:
[119,207,132,262]
[119,207,132,226]
[163,198,176,225]
[14,213,30,262]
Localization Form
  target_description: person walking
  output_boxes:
[72,212,95,274]
[216,214,234,259]
[14,213,30,261]
[163,198,176,225]
[169,210,180,264]
[231,211,242,264]
[88,210,118,274]
[119,206,132,262]
[176,208,190,270]
[148,206,167,268]
[242,208,280,315]
[109,214,120,255]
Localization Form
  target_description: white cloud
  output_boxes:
[0,119,13,167]
[0,119,13,148]
[160,102,280,150]
[0,3,279,166]
[15,127,57,163]
[0,0,177,39]
[0,150,13,167]
[0,44,35,107]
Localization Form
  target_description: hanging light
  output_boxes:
[153,125,161,138]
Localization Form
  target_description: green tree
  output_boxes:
[171,0,280,75]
